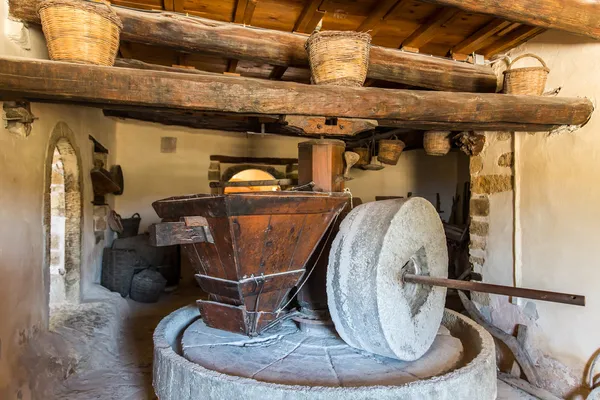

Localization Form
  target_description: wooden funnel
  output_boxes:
[151,191,349,336]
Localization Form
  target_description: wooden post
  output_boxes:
[298,139,345,193]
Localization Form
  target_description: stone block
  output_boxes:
[470,197,490,217]
[469,255,485,266]
[94,218,107,232]
[497,152,513,168]
[469,156,483,175]
[469,239,486,251]
[472,174,513,194]
[93,206,108,217]
[470,221,489,236]
[496,132,512,141]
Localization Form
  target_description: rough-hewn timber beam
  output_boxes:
[8,1,497,93]
[0,57,592,132]
[420,0,600,40]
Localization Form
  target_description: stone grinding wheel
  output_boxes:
[327,197,448,361]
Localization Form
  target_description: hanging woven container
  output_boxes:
[502,53,549,96]
[305,31,371,87]
[352,147,369,168]
[38,0,123,66]
[378,138,406,165]
[423,131,451,156]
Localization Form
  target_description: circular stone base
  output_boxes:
[154,307,497,399]
[181,319,463,387]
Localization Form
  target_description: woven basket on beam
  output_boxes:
[305,31,371,87]
[378,139,406,165]
[38,0,123,66]
[502,53,549,96]
[423,131,451,156]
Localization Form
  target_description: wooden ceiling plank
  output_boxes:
[294,0,323,33]
[401,7,460,51]
[452,19,512,55]
[407,0,600,40]
[0,56,592,132]
[356,0,399,35]
[11,4,498,92]
[482,25,545,57]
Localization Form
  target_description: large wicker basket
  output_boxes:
[305,31,371,87]
[38,0,123,66]
[503,53,549,95]
[378,139,405,165]
[424,131,451,156]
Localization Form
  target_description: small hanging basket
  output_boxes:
[424,131,451,156]
[305,31,371,87]
[38,0,123,66]
[378,138,406,165]
[502,53,549,96]
[352,147,370,168]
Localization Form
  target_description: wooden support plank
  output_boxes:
[269,65,288,80]
[9,3,497,93]
[416,0,600,40]
[357,0,401,35]
[163,0,174,11]
[401,7,460,51]
[243,0,257,25]
[149,221,212,247]
[482,25,546,57]
[294,0,323,33]
[172,0,185,12]
[452,19,513,56]
[284,115,378,136]
[0,57,591,132]
[233,0,248,23]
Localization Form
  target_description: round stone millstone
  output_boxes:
[327,197,448,361]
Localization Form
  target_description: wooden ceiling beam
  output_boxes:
[418,0,600,40]
[294,0,324,33]
[9,2,497,92]
[0,57,591,132]
[482,25,546,57]
[451,19,513,56]
[401,7,460,51]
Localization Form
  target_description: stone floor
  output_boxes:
[37,284,534,400]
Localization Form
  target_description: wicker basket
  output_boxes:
[130,269,167,303]
[378,139,406,165]
[38,0,123,66]
[305,31,371,87]
[117,213,141,239]
[352,147,369,168]
[424,131,451,156]
[101,248,138,297]
[503,53,549,95]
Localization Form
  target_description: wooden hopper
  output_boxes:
[151,191,349,336]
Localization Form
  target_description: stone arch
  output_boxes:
[221,164,285,182]
[43,122,83,314]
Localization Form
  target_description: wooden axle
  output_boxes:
[403,273,585,307]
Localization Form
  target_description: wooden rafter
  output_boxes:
[172,0,184,12]
[356,0,399,35]
[482,25,546,57]
[233,0,248,23]
[294,0,324,33]
[401,7,460,51]
[0,57,592,132]
[228,0,258,74]
[414,0,600,40]
[451,19,513,57]
[269,66,288,80]
[163,0,174,10]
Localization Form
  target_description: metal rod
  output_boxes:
[403,274,585,307]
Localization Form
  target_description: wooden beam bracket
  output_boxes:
[284,115,378,136]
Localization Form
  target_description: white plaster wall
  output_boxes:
[114,126,460,232]
[0,5,117,398]
[508,31,600,378]
[113,120,252,232]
